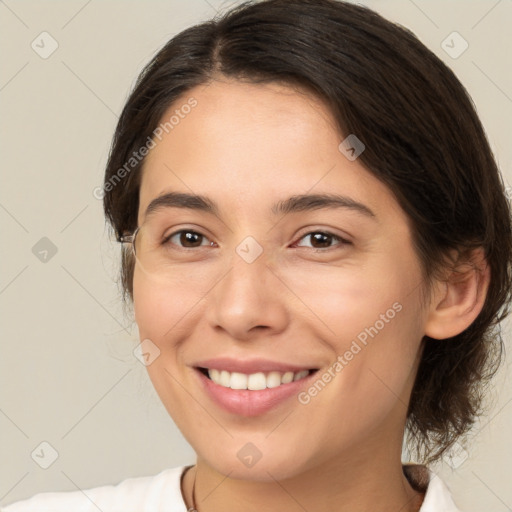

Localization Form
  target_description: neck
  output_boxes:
[182,443,424,512]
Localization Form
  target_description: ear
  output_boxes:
[424,247,490,340]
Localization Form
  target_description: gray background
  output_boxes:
[1,1,511,510]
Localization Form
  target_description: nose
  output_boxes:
[206,250,289,341]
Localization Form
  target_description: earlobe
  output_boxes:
[424,248,490,340]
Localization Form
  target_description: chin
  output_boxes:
[196,440,316,482]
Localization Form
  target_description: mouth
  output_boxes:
[196,367,318,390]
[193,366,320,417]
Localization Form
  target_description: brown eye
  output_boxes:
[163,230,212,248]
[295,231,350,250]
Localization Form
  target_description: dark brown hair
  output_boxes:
[103,0,512,463]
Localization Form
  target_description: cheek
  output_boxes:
[291,288,423,455]
[131,264,219,406]
[283,252,425,414]
[132,270,198,421]
[328,301,423,451]
[280,252,422,345]
[132,264,211,340]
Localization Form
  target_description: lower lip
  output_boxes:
[194,368,317,417]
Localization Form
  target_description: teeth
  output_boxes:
[248,372,266,390]
[282,371,294,384]
[266,371,282,388]
[293,371,306,381]
[230,372,248,390]
[206,368,310,390]
[291,370,310,382]
[219,370,230,387]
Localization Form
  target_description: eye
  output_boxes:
[160,229,349,251]
[293,230,350,250]
[163,230,215,249]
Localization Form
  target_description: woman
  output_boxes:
[3,0,511,511]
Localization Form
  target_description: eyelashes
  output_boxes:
[292,231,350,250]
[163,229,351,251]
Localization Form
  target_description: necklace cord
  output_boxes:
[186,466,198,512]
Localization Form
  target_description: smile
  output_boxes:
[199,368,315,390]
[192,359,320,417]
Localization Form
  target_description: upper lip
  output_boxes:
[193,357,317,374]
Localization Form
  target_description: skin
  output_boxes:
[132,77,490,512]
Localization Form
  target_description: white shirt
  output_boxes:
[1,464,463,512]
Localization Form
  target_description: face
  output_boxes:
[133,78,430,481]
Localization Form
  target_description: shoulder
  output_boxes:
[403,463,465,512]
[0,465,189,512]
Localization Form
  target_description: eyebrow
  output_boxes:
[144,191,376,220]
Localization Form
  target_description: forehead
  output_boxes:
[137,78,404,227]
